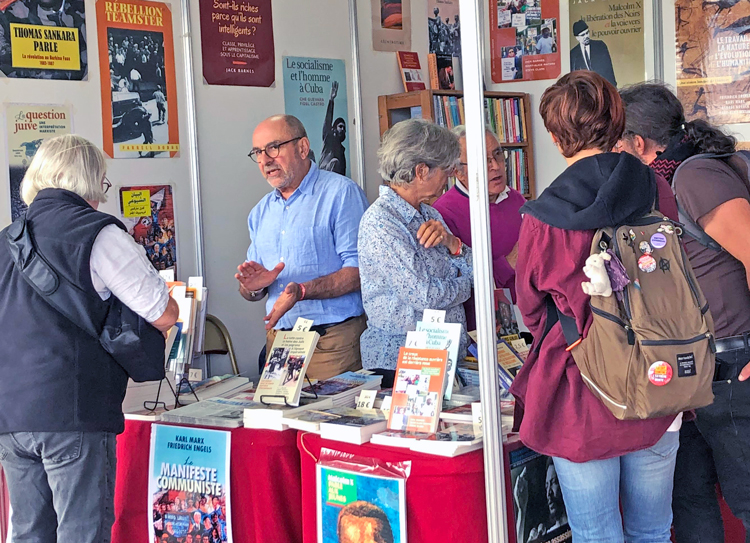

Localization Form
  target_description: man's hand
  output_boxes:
[264,282,302,330]
[417,219,460,253]
[236,260,284,293]
[331,81,339,100]
[739,361,750,381]
[506,243,519,269]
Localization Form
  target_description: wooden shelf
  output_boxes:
[378,89,536,199]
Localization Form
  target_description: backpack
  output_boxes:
[672,150,750,251]
[544,212,715,420]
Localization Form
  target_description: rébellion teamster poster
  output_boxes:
[676,0,750,124]
[149,424,233,542]
[96,0,180,158]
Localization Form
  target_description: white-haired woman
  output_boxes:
[358,119,473,387]
[0,134,178,542]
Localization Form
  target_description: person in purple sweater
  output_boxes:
[432,126,526,331]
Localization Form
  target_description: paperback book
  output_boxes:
[415,320,462,400]
[254,330,319,406]
[388,348,448,434]
[319,408,388,445]
[397,51,427,92]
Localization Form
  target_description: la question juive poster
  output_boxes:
[283,56,350,179]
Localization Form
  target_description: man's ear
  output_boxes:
[633,134,647,155]
[298,136,311,159]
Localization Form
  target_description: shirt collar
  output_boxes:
[454,180,511,204]
[379,184,424,223]
[271,160,318,201]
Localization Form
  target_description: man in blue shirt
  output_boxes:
[237,114,369,380]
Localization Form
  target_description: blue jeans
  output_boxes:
[0,431,117,543]
[553,430,679,543]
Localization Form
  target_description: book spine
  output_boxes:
[427,53,439,90]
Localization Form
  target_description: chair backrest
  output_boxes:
[204,314,239,375]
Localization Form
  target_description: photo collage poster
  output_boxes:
[283,56,350,178]
[0,0,87,80]
[96,0,180,158]
[198,0,275,86]
[5,103,71,220]
[118,184,177,275]
[489,0,561,82]
[149,424,233,543]
[675,0,750,123]
[372,0,411,52]
[569,0,644,88]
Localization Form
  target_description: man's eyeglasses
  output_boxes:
[459,148,506,168]
[248,137,302,163]
[102,176,112,194]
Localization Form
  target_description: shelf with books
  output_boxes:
[378,89,536,199]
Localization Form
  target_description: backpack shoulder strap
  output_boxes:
[533,296,580,354]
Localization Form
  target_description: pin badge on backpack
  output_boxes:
[648,361,673,386]
[639,241,652,254]
[657,224,674,235]
[638,254,657,273]
[659,258,670,273]
[651,233,667,249]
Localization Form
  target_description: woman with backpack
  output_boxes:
[509,71,682,542]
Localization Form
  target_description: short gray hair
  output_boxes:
[451,125,500,146]
[378,119,460,186]
[266,114,308,139]
[20,135,108,205]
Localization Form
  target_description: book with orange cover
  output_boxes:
[397,51,427,92]
[387,347,448,434]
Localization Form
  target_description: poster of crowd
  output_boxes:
[149,425,232,543]
[283,56,350,178]
[5,104,71,220]
[119,184,177,275]
[0,0,87,80]
[96,0,180,159]
[427,0,460,56]
[198,0,275,86]
[372,0,411,52]
[490,0,560,82]
[675,0,750,124]
[569,0,644,89]
[509,446,572,543]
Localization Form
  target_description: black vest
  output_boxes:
[0,189,130,434]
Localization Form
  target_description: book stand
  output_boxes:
[142,374,200,412]
[259,375,318,407]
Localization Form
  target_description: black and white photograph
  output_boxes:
[107,28,170,158]
[427,0,460,56]
[265,347,290,378]
[282,355,305,387]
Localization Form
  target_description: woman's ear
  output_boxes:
[413,163,430,183]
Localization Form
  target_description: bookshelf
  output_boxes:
[377,89,536,199]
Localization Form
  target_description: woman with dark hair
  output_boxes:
[510,71,680,541]
[619,82,750,543]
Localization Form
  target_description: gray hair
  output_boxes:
[451,125,500,146]
[378,119,460,186]
[266,114,308,139]
[20,135,108,205]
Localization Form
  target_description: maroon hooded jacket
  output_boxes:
[509,152,678,462]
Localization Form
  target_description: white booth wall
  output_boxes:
[4,0,750,378]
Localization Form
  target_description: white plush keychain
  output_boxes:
[581,252,613,297]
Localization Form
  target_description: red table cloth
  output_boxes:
[112,420,303,543]
[297,432,489,543]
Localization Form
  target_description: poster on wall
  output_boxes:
[5,104,71,220]
[675,0,750,124]
[283,56,350,178]
[118,184,177,274]
[198,0,275,86]
[96,0,180,159]
[427,0,460,56]
[148,424,232,543]
[490,0,561,82]
[0,0,87,80]
[569,0,644,88]
[372,0,411,52]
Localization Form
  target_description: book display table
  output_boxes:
[297,432,489,543]
[112,420,303,543]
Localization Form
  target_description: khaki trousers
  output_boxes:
[265,315,366,381]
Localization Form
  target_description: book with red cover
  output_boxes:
[397,51,427,92]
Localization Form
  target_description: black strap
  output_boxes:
[534,296,580,354]
[5,216,108,341]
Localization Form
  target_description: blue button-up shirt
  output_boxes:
[358,185,473,370]
[246,161,369,329]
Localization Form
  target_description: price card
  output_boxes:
[293,318,313,332]
[188,368,203,381]
[422,309,446,324]
[159,269,176,282]
[472,402,483,431]
[380,396,392,415]
[405,331,428,348]
[510,338,529,353]
[356,390,377,410]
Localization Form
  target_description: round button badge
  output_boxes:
[638,254,657,273]
[648,361,673,386]
[651,233,667,249]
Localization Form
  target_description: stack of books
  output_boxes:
[301,371,382,407]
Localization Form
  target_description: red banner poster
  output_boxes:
[489,0,561,83]
[96,0,180,159]
[198,0,274,87]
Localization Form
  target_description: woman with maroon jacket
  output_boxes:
[509,71,680,542]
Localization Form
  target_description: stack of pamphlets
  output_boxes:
[243,396,334,431]
[158,391,258,428]
[371,421,487,457]
[283,406,387,444]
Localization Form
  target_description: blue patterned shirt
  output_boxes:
[358,185,473,370]
[246,161,369,329]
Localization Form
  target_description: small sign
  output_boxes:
[471,402,483,430]
[405,331,428,348]
[356,390,377,410]
[422,309,446,324]
[159,269,176,282]
[188,368,203,381]
[380,396,392,414]
[293,317,313,332]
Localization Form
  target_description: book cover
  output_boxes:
[316,465,407,543]
[415,321,462,400]
[436,53,455,90]
[388,348,448,433]
[302,371,380,397]
[396,51,426,92]
[254,330,319,406]
[148,424,232,542]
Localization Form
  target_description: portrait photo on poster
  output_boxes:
[0,0,87,80]
[568,0,644,88]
